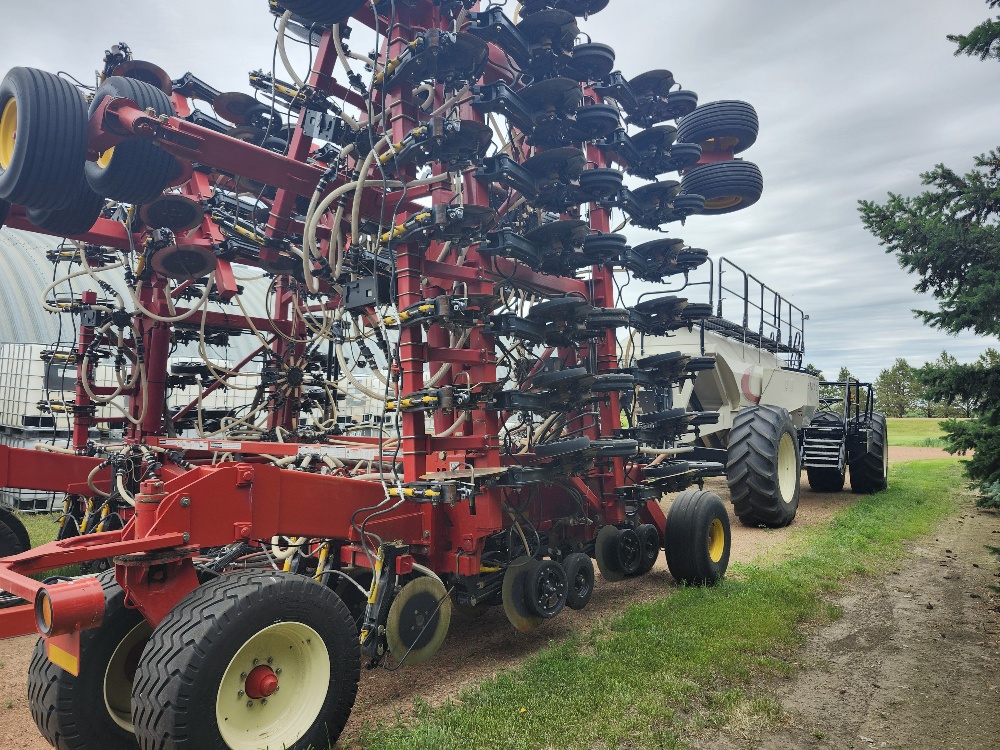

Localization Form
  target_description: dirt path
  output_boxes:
[693,493,1000,749]
[0,449,956,749]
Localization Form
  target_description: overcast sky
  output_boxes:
[3,1,998,380]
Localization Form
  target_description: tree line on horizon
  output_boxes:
[809,349,998,420]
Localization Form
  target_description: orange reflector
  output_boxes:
[35,590,53,635]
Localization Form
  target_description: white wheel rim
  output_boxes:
[777,433,797,503]
[882,433,888,479]
[216,621,330,750]
[103,620,152,733]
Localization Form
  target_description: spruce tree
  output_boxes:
[859,1,1000,504]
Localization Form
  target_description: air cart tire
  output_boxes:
[562,552,594,610]
[280,0,368,24]
[86,77,175,204]
[26,181,104,237]
[28,571,151,750]
[664,489,730,585]
[727,404,800,528]
[0,67,89,210]
[807,466,846,493]
[131,570,359,750]
[850,412,888,494]
[0,506,30,552]
[677,100,759,154]
[679,160,763,215]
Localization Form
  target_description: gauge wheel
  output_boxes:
[28,571,151,750]
[86,76,175,204]
[664,489,731,585]
[131,571,360,750]
[680,160,763,215]
[0,67,89,210]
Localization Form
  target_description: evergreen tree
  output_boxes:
[873,359,918,418]
[948,1,1000,61]
[919,351,972,417]
[820,366,858,403]
[859,1,1000,505]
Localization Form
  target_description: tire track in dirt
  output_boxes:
[692,493,1000,750]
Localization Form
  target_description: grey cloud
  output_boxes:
[2,0,998,381]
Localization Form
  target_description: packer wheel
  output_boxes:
[562,552,594,610]
[594,524,624,582]
[502,556,544,632]
[524,560,568,618]
[635,523,661,575]
[616,527,642,575]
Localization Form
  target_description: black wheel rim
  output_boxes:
[616,529,642,574]
[531,564,567,617]
[572,569,592,599]
[395,590,441,649]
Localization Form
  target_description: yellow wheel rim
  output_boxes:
[103,620,153,733]
[777,432,797,503]
[0,98,18,170]
[216,621,330,750]
[707,518,725,563]
[704,195,742,210]
[703,135,740,153]
[96,145,115,169]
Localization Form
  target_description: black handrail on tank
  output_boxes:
[714,257,807,368]
[635,255,715,310]
[665,256,808,367]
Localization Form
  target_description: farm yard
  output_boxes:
[0,1,998,749]
[2,437,997,749]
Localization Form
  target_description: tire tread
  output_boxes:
[726,404,800,527]
[131,570,360,750]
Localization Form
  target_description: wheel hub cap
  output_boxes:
[244,665,278,700]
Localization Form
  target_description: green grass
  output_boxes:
[886,417,949,447]
[13,511,80,578]
[18,512,61,548]
[356,458,963,750]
